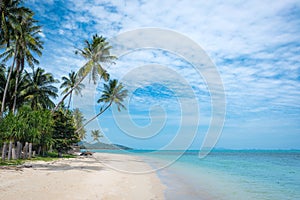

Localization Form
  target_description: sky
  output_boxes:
[24,0,300,150]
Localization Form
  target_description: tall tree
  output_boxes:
[0,0,33,116]
[54,34,116,111]
[0,0,32,47]
[52,109,79,157]
[76,79,128,133]
[11,15,43,113]
[23,67,58,110]
[60,71,84,109]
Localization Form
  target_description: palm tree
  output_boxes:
[91,130,102,142]
[60,71,84,109]
[0,0,32,47]
[11,15,43,113]
[23,67,59,110]
[0,0,33,116]
[54,34,116,111]
[75,79,128,133]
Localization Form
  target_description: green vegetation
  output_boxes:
[0,0,128,163]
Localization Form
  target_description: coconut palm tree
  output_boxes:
[60,71,84,109]
[54,34,116,111]
[11,15,43,113]
[75,79,128,133]
[23,67,59,110]
[0,0,32,47]
[0,0,33,116]
[91,129,102,142]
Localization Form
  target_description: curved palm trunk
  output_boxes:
[1,54,17,117]
[53,74,86,112]
[67,92,73,109]
[75,101,112,134]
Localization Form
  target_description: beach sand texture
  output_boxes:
[0,153,165,200]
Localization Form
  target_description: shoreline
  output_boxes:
[0,153,166,200]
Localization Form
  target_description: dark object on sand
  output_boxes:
[80,151,93,156]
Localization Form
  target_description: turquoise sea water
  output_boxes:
[92,150,300,200]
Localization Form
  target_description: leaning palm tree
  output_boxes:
[54,34,116,111]
[75,79,128,133]
[23,67,59,110]
[60,71,84,109]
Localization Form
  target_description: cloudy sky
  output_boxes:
[25,0,300,150]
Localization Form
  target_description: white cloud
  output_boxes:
[24,0,300,148]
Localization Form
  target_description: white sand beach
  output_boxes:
[0,153,165,200]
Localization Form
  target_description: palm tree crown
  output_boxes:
[60,71,84,108]
[75,34,115,84]
[75,79,128,133]
[24,67,59,110]
[0,0,32,47]
[53,34,115,111]
[98,79,128,111]
[91,129,102,142]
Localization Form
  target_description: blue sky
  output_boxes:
[25,0,300,150]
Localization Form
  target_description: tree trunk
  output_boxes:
[7,141,13,160]
[16,141,21,159]
[12,146,16,160]
[1,142,7,161]
[67,92,73,109]
[12,59,23,114]
[23,142,28,159]
[1,52,17,117]
[28,143,32,159]
[38,146,41,156]
[53,75,86,112]
[75,102,112,133]
[19,142,23,159]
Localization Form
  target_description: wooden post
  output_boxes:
[16,141,21,159]
[12,146,16,160]
[1,142,7,161]
[28,143,32,159]
[23,142,28,159]
[8,141,12,160]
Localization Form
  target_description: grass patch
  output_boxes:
[0,159,24,166]
[0,153,76,166]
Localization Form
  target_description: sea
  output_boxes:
[92,149,300,200]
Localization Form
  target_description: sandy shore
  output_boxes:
[0,153,165,200]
